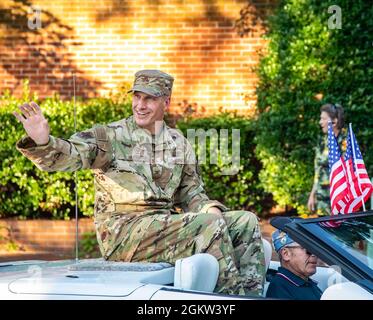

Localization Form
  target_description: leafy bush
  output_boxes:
[78,231,101,259]
[177,114,274,216]
[255,0,373,214]
[0,225,21,251]
[0,83,132,219]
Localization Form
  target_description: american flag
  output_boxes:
[327,121,350,216]
[343,123,373,212]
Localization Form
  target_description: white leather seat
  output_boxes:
[262,238,272,272]
[174,240,272,293]
[262,238,273,297]
[174,253,219,292]
[321,282,373,300]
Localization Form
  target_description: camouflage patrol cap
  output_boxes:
[128,69,174,97]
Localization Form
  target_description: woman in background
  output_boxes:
[307,104,347,216]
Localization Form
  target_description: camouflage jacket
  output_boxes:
[16,116,226,258]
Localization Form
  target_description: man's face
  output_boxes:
[132,91,170,134]
[281,244,318,279]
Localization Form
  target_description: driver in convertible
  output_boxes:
[266,229,322,300]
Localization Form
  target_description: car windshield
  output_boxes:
[316,215,373,271]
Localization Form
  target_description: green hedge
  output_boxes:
[177,114,274,216]
[255,0,373,214]
[0,85,132,219]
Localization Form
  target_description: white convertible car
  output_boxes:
[1,212,373,300]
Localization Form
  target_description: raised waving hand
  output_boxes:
[13,102,50,145]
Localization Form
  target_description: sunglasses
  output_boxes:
[285,245,313,256]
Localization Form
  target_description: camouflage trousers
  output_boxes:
[108,210,265,296]
[315,185,331,216]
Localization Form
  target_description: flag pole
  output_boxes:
[349,123,366,211]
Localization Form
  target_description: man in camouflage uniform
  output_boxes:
[14,69,265,296]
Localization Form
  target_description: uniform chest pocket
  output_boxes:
[115,158,138,173]
[112,143,139,173]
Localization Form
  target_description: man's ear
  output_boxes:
[281,248,291,262]
[164,96,171,112]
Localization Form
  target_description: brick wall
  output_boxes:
[0,0,276,116]
[0,218,95,254]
